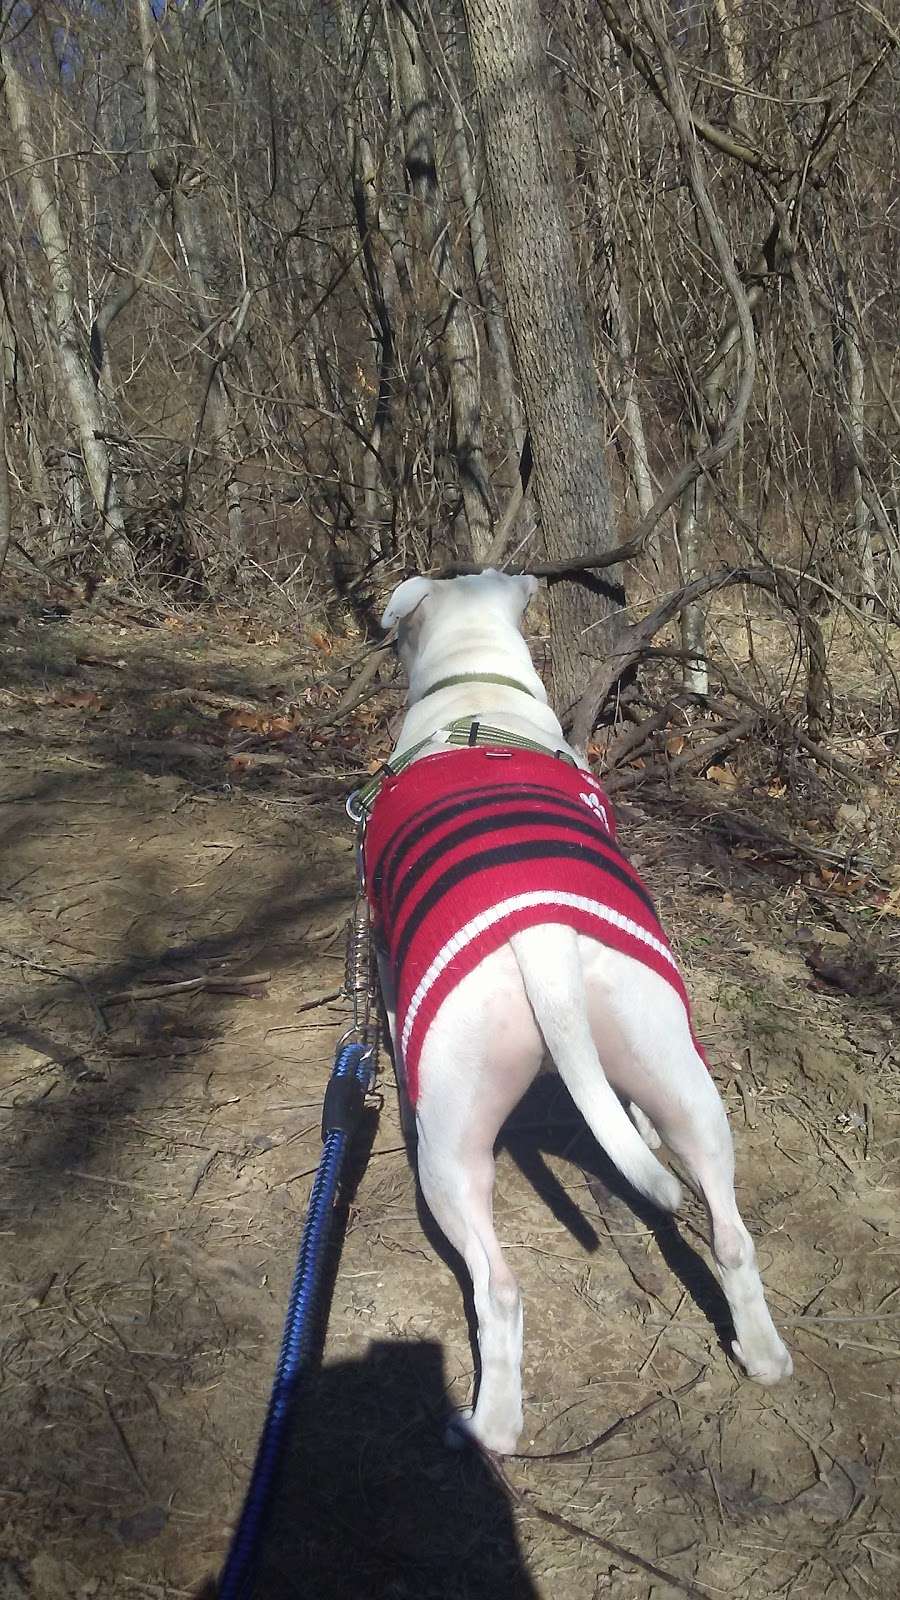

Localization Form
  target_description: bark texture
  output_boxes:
[1,51,134,575]
[461,0,622,724]
[391,1,496,560]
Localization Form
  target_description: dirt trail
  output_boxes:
[1,590,898,1599]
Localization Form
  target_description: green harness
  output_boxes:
[351,709,577,819]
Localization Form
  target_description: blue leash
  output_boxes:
[218,1038,375,1600]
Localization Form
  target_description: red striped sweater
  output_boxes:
[364,746,697,1103]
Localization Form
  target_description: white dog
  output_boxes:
[361,570,791,1454]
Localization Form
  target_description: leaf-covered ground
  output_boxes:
[1,575,898,1599]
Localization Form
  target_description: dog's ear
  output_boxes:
[381,576,434,633]
[502,572,539,622]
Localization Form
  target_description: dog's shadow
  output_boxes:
[405,1071,734,1374]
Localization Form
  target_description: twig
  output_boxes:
[516,1371,704,1462]
[484,432,534,565]
[104,1389,149,1493]
[307,913,352,943]
[717,672,863,781]
[0,946,108,1034]
[642,1312,900,1326]
[489,1454,710,1599]
[295,988,343,1013]
[704,813,883,882]
[638,1289,688,1377]
[735,1074,757,1129]
[106,972,270,1003]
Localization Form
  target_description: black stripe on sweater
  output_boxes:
[377,780,630,907]
[392,837,661,978]
[384,805,656,928]
[377,782,570,896]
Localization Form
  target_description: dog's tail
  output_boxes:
[509,926,681,1212]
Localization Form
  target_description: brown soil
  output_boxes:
[1,580,898,1599]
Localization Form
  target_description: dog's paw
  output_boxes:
[445,1406,522,1455]
[732,1337,793,1385]
[445,1407,476,1450]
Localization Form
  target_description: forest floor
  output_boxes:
[1,569,899,1600]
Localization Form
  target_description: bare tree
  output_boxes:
[0,305,10,583]
[388,0,497,559]
[461,0,623,722]
[0,0,893,769]
[0,44,134,575]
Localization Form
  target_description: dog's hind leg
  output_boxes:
[582,947,793,1386]
[414,947,544,1454]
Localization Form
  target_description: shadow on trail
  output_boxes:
[208,1113,537,1600]
[254,1339,538,1600]
[403,1070,734,1380]
[502,1075,735,1357]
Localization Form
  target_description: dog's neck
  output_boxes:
[405,617,546,704]
[417,671,538,703]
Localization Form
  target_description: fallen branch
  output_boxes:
[107,972,270,1003]
[311,644,393,727]
[712,678,862,782]
[570,564,829,750]
[605,713,760,795]
[490,1421,709,1600]
[601,701,680,772]
[704,813,883,881]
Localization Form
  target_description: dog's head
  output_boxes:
[382,570,538,678]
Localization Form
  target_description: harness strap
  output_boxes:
[351,718,577,817]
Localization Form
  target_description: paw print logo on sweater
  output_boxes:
[579,790,610,832]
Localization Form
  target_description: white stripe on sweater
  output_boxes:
[400,890,679,1058]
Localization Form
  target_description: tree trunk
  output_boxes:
[675,473,710,694]
[172,192,246,551]
[444,46,524,461]
[1,51,134,577]
[842,311,875,610]
[91,195,169,392]
[390,0,496,560]
[337,0,401,557]
[0,341,10,584]
[592,26,656,539]
[461,0,622,727]
[139,0,247,554]
[0,269,53,540]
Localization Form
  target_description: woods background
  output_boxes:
[1,0,898,745]
[2,11,900,1596]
